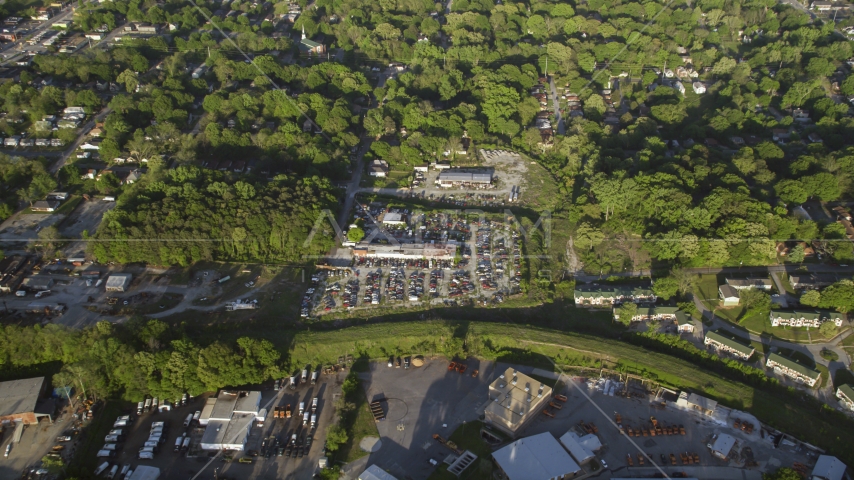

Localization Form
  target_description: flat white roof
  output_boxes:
[233,391,261,414]
[492,432,581,480]
[359,464,398,480]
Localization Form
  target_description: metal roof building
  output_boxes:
[0,377,50,425]
[558,431,596,464]
[200,391,261,451]
[105,273,132,292]
[711,433,737,460]
[436,170,493,186]
[492,432,581,480]
[812,455,847,480]
[484,367,552,438]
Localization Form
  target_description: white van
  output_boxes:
[94,462,110,476]
[174,437,183,452]
[96,450,115,458]
[181,437,190,451]
[104,435,121,443]
[107,465,119,479]
[119,465,130,477]
[15,290,26,297]
[139,446,155,454]
[183,414,193,427]
[144,440,159,449]
[103,196,115,202]
[102,442,118,450]
[138,451,154,460]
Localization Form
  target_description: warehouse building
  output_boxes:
[676,391,718,416]
[492,432,581,480]
[105,273,133,292]
[558,430,601,464]
[436,169,493,187]
[22,276,54,291]
[199,391,262,451]
[704,331,755,360]
[358,465,398,480]
[766,353,821,387]
[484,367,552,438]
[0,377,53,425]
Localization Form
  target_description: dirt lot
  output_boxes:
[0,407,77,480]
[58,199,115,258]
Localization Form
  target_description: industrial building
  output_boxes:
[436,169,493,187]
[199,391,262,451]
[704,331,755,360]
[710,433,737,460]
[492,432,581,480]
[484,367,552,438]
[766,353,821,387]
[676,391,718,416]
[105,273,133,292]
[352,243,456,260]
[0,377,53,425]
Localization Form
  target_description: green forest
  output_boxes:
[89,165,338,264]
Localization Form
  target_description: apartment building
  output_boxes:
[837,384,854,411]
[766,353,820,387]
[574,286,656,305]
[704,331,755,360]
[769,310,844,328]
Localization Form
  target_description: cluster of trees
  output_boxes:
[799,280,854,313]
[0,320,283,402]
[76,0,207,33]
[90,165,337,265]
[0,155,57,219]
[0,79,101,139]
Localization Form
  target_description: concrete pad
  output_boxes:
[360,436,382,453]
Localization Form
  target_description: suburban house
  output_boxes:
[368,160,389,177]
[725,278,773,291]
[677,317,695,333]
[836,384,854,410]
[692,82,707,94]
[792,108,811,122]
[704,330,755,360]
[574,285,656,305]
[718,285,740,306]
[769,310,844,328]
[612,306,687,323]
[31,200,60,212]
[772,129,791,142]
[766,353,821,387]
[789,274,838,290]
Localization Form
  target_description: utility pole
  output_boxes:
[545,56,548,77]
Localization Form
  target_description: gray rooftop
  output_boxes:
[812,455,847,480]
[209,391,239,420]
[0,377,45,417]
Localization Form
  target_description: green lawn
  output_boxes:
[816,365,830,389]
[335,386,380,463]
[841,335,854,347]
[820,348,839,362]
[427,421,501,480]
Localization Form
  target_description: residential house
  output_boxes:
[675,82,685,95]
[812,1,833,10]
[769,310,843,328]
[124,169,141,184]
[719,285,740,306]
[80,169,97,180]
[677,317,695,333]
[808,133,823,144]
[730,136,745,147]
[837,384,854,410]
[574,285,656,305]
[772,129,791,142]
[704,331,755,360]
[725,278,773,291]
[368,160,389,178]
[766,352,820,387]
[789,274,838,290]
[30,200,59,212]
[792,108,811,122]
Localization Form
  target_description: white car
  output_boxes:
[5,444,11,457]
[600,459,608,469]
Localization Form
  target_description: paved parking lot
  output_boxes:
[0,409,76,480]
[343,358,497,480]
